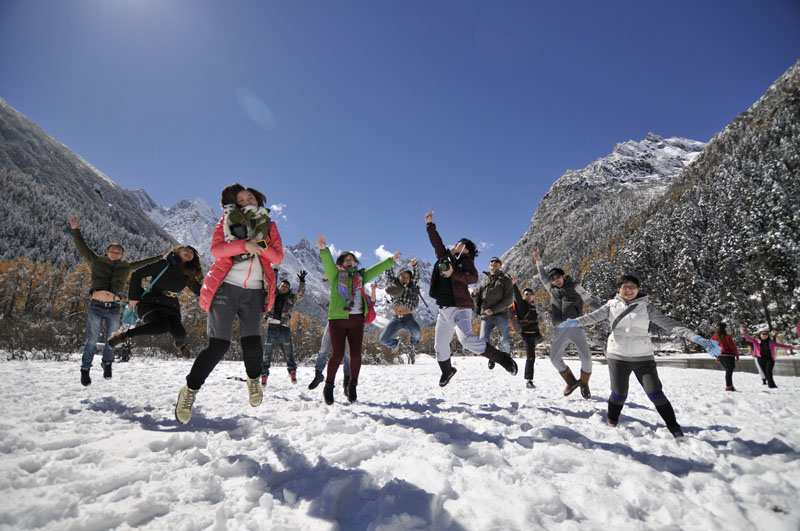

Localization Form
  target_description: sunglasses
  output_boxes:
[489,260,501,264]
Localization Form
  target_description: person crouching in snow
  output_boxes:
[559,274,721,438]
[426,209,517,387]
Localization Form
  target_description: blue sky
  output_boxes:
[1,1,798,269]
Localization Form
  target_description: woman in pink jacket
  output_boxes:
[740,326,798,389]
[175,183,283,424]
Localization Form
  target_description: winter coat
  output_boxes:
[711,334,739,358]
[427,223,478,308]
[128,253,202,316]
[71,228,162,295]
[320,248,394,321]
[267,280,305,326]
[198,216,284,313]
[535,261,600,324]
[474,270,514,319]
[512,284,540,335]
[577,294,697,362]
[385,261,421,312]
[741,333,797,360]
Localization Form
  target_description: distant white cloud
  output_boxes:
[479,242,494,250]
[269,203,288,221]
[374,244,393,261]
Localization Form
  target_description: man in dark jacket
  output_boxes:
[261,270,306,387]
[511,276,543,388]
[70,217,163,386]
[474,256,514,370]
[426,209,517,387]
[534,248,601,399]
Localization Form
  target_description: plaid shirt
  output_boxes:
[385,261,420,311]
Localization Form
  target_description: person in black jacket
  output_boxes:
[108,246,203,356]
[512,276,543,388]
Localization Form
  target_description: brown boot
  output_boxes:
[579,371,591,399]
[559,369,580,396]
[482,343,518,375]
[438,359,458,387]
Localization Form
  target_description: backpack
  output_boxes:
[385,278,406,298]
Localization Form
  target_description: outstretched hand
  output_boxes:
[69,217,80,230]
[316,233,326,250]
[511,274,517,285]
[298,270,307,282]
[425,209,434,224]
[532,248,541,261]
[393,251,401,262]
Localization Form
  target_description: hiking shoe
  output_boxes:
[488,360,495,370]
[107,330,127,349]
[290,372,297,385]
[247,377,263,407]
[260,374,267,388]
[308,371,324,390]
[579,371,591,400]
[102,362,112,380]
[175,342,191,358]
[175,385,198,424]
[725,386,736,392]
[526,380,535,389]
[347,380,358,403]
[323,383,334,405]
[81,369,91,387]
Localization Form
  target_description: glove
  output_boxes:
[298,270,307,282]
[558,318,579,328]
[694,336,721,358]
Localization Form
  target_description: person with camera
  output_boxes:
[534,248,601,399]
[473,256,514,370]
[426,209,517,387]
[261,270,306,387]
[69,217,164,386]
[378,258,422,363]
[174,183,283,424]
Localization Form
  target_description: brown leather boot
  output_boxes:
[482,343,518,375]
[579,371,591,399]
[559,368,580,396]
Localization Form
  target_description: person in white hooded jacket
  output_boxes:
[560,274,721,438]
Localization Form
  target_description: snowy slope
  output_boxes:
[1,355,798,530]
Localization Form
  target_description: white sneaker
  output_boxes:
[247,377,263,407]
[175,385,198,424]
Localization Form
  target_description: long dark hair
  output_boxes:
[458,238,478,257]
[175,246,203,282]
[220,183,267,207]
[715,322,729,339]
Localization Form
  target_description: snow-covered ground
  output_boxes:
[1,354,799,530]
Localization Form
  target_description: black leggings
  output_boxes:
[757,356,776,387]
[186,335,263,390]
[719,355,736,387]
[126,309,187,345]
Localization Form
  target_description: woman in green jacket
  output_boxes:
[316,233,398,404]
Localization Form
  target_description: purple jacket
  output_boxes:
[742,333,797,360]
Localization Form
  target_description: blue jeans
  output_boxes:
[81,303,121,369]
[314,324,350,376]
[479,315,511,354]
[378,314,421,349]
[263,324,297,375]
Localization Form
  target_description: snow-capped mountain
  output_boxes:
[501,133,705,289]
[127,189,218,264]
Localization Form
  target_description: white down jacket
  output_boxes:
[577,294,697,361]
